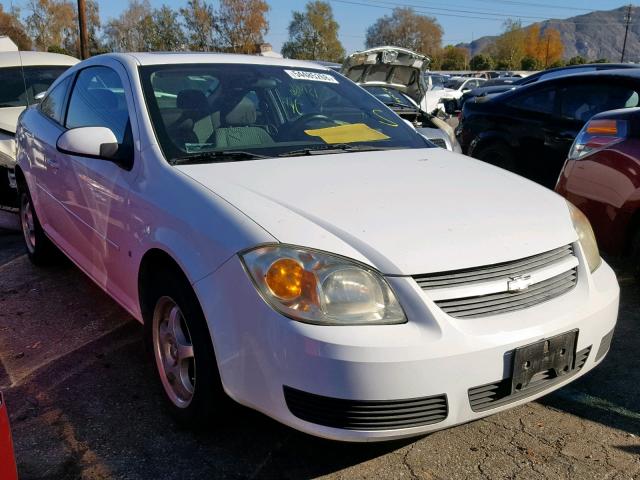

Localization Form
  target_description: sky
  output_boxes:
[1,0,632,53]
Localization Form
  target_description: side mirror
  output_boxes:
[57,126,123,161]
[462,88,471,93]
[33,91,46,104]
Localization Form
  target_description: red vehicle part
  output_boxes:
[0,391,18,480]
[556,110,640,256]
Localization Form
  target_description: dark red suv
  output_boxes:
[556,107,640,276]
[0,391,18,480]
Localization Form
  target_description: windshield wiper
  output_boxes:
[278,144,394,158]
[382,101,418,111]
[170,150,268,165]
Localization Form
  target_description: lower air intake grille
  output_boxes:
[283,386,448,430]
[595,328,615,362]
[468,345,591,412]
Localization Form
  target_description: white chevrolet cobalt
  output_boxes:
[16,53,618,442]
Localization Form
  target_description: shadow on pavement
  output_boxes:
[6,321,412,480]
[538,274,640,437]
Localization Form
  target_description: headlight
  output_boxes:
[241,245,406,325]
[567,201,601,273]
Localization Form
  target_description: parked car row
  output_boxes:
[456,64,640,274]
[0,50,78,208]
[12,50,618,443]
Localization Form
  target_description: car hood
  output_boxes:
[0,107,24,134]
[176,149,577,275]
[343,46,429,104]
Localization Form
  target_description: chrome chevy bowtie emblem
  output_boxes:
[507,274,533,293]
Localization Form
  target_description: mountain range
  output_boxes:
[457,5,640,62]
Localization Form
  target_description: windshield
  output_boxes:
[0,65,70,108]
[444,79,465,90]
[363,86,415,109]
[426,75,445,90]
[139,63,430,163]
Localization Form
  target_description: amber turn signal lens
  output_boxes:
[265,258,304,300]
[586,119,618,135]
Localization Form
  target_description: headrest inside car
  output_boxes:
[177,89,208,111]
[225,97,257,126]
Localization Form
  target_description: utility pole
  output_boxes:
[77,0,88,59]
[621,4,632,62]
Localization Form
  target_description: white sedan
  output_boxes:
[15,53,618,442]
[421,76,486,114]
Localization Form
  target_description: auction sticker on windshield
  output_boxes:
[285,70,339,84]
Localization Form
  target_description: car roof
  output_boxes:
[107,52,332,70]
[0,51,78,68]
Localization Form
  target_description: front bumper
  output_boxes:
[194,255,619,442]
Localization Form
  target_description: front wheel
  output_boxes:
[19,188,58,265]
[145,274,229,427]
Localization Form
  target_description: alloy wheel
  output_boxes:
[152,296,196,408]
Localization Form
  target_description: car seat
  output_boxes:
[213,97,273,148]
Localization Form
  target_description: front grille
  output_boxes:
[283,386,448,430]
[468,345,591,412]
[414,245,578,318]
[429,137,447,149]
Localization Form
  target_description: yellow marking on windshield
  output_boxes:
[372,109,399,127]
[304,123,390,143]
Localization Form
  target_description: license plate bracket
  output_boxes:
[511,330,578,394]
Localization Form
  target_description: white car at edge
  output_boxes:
[0,50,77,207]
[15,53,619,442]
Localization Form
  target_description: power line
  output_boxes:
[330,0,639,26]
[455,0,594,12]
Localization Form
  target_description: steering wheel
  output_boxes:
[287,113,335,131]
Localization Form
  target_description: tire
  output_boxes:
[18,185,58,266]
[144,271,229,428]
[474,142,517,173]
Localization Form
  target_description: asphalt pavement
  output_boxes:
[0,225,638,480]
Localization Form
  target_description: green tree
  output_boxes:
[365,7,442,57]
[469,54,492,70]
[26,0,75,52]
[180,0,216,51]
[103,0,154,52]
[440,45,467,70]
[281,1,345,62]
[148,6,186,51]
[520,55,539,70]
[568,55,587,65]
[487,19,526,70]
[216,0,269,54]
[0,5,32,50]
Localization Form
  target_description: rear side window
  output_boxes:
[508,87,556,115]
[0,67,27,108]
[559,82,640,122]
[40,76,72,124]
[66,66,130,143]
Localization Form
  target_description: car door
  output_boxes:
[503,85,560,186]
[23,75,74,245]
[57,63,140,313]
